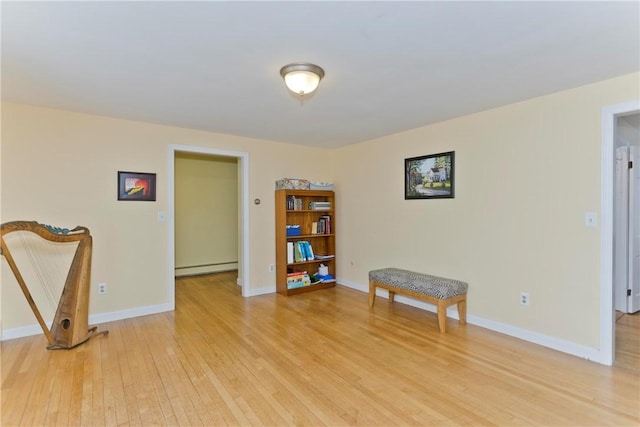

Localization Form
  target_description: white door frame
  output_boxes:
[600,100,640,365]
[167,144,250,308]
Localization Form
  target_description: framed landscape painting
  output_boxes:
[405,151,455,199]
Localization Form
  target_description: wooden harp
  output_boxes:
[1,221,108,349]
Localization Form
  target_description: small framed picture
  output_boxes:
[405,151,455,199]
[117,171,156,201]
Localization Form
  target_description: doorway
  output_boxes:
[166,144,250,310]
[614,115,640,314]
[174,153,239,277]
[613,113,640,369]
[601,101,640,366]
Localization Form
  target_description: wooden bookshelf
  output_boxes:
[275,189,336,296]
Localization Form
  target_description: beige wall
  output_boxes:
[1,103,332,330]
[333,72,640,348]
[175,153,239,276]
[2,72,638,352]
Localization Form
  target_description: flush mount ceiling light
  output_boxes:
[280,63,325,96]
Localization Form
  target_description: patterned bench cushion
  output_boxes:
[369,268,468,300]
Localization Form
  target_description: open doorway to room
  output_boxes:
[166,145,250,309]
[601,101,640,366]
[613,112,640,367]
[174,152,239,278]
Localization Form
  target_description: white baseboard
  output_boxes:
[1,303,172,341]
[243,285,276,297]
[337,278,602,363]
[1,323,44,341]
[89,303,173,325]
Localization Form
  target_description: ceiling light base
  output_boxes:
[280,63,325,96]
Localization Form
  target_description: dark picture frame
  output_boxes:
[405,151,455,199]
[117,171,157,201]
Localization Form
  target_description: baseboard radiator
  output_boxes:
[175,261,238,277]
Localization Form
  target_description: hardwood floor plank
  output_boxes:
[1,338,43,424]
[2,272,638,426]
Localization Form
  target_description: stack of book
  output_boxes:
[317,215,332,234]
[287,271,311,289]
[308,201,331,210]
[287,241,315,263]
[286,196,304,210]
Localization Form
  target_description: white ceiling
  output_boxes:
[2,1,639,148]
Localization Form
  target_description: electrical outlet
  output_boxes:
[269,264,275,272]
[98,283,107,295]
[520,292,530,306]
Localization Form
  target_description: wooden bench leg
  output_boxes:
[388,290,396,303]
[369,282,376,308]
[437,300,447,333]
[457,298,467,325]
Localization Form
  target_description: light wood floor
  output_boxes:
[2,272,639,426]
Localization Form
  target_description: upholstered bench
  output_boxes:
[369,268,468,333]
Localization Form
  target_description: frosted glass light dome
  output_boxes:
[280,63,325,96]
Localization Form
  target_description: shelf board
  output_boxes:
[287,234,334,240]
[286,210,334,214]
[285,281,336,295]
[287,258,334,267]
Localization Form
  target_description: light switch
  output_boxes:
[585,212,598,227]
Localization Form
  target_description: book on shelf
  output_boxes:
[317,215,332,234]
[287,270,307,279]
[287,270,311,289]
[294,241,305,262]
[286,195,304,211]
[309,201,331,210]
[314,254,335,260]
[305,241,314,260]
[287,242,294,264]
[291,241,316,263]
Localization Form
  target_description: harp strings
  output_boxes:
[8,230,79,316]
